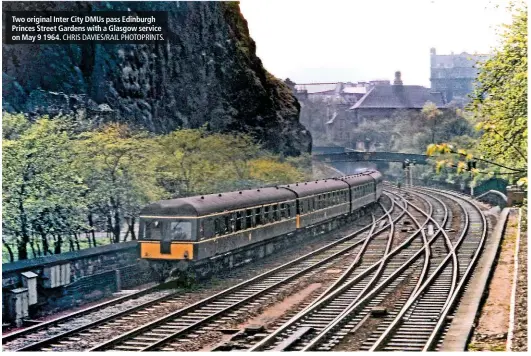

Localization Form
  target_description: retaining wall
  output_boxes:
[2,241,156,324]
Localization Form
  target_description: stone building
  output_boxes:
[430,48,489,104]
[288,73,445,149]
[349,72,445,121]
[343,72,445,150]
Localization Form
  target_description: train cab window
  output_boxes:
[145,220,163,240]
[199,220,205,239]
[170,221,193,241]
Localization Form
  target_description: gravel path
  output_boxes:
[468,209,517,351]
[511,209,527,352]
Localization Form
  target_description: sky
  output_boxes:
[239,0,515,87]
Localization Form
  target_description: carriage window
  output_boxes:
[272,204,279,221]
[255,207,262,225]
[246,209,253,228]
[236,211,243,231]
[264,205,270,223]
[145,220,163,240]
[214,219,221,236]
[170,221,193,241]
[224,215,230,233]
[230,213,237,232]
[280,203,286,219]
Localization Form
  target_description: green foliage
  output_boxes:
[155,128,311,195]
[427,4,527,188]
[2,116,311,261]
[470,5,527,177]
[2,118,88,259]
[2,112,30,139]
[76,123,165,243]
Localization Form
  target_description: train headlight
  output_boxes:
[184,250,189,259]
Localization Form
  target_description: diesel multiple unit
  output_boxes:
[138,170,383,262]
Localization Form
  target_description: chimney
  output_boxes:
[393,71,403,85]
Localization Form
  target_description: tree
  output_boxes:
[422,102,443,143]
[249,157,307,184]
[2,115,88,259]
[76,123,164,243]
[470,4,527,181]
[427,4,527,186]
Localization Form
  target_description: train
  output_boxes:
[137,170,383,270]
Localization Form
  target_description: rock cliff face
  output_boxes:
[2,1,312,156]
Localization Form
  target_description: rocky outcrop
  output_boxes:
[2,1,311,156]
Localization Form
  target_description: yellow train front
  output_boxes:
[138,170,383,272]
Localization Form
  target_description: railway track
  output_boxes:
[276,185,487,351]
[250,190,440,351]
[1,282,180,348]
[89,198,405,352]
[4,186,488,352]
[4,198,397,351]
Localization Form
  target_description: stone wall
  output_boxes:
[2,241,156,323]
[476,190,508,208]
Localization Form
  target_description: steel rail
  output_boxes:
[368,187,480,351]
[89,200,401,352]
[299,189,438,351]
[2,280,175,343]
[418,187,487,351]
[14,202,393,352]
[250,193,438,351]
[131,198,405,352]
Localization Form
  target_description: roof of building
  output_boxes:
[348,85,445,110]
[294,83,339,94]
[343,87,367,94]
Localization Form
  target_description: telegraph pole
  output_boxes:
[410,159,416,187]
[467,160,477,196]
[402,159,411,187]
